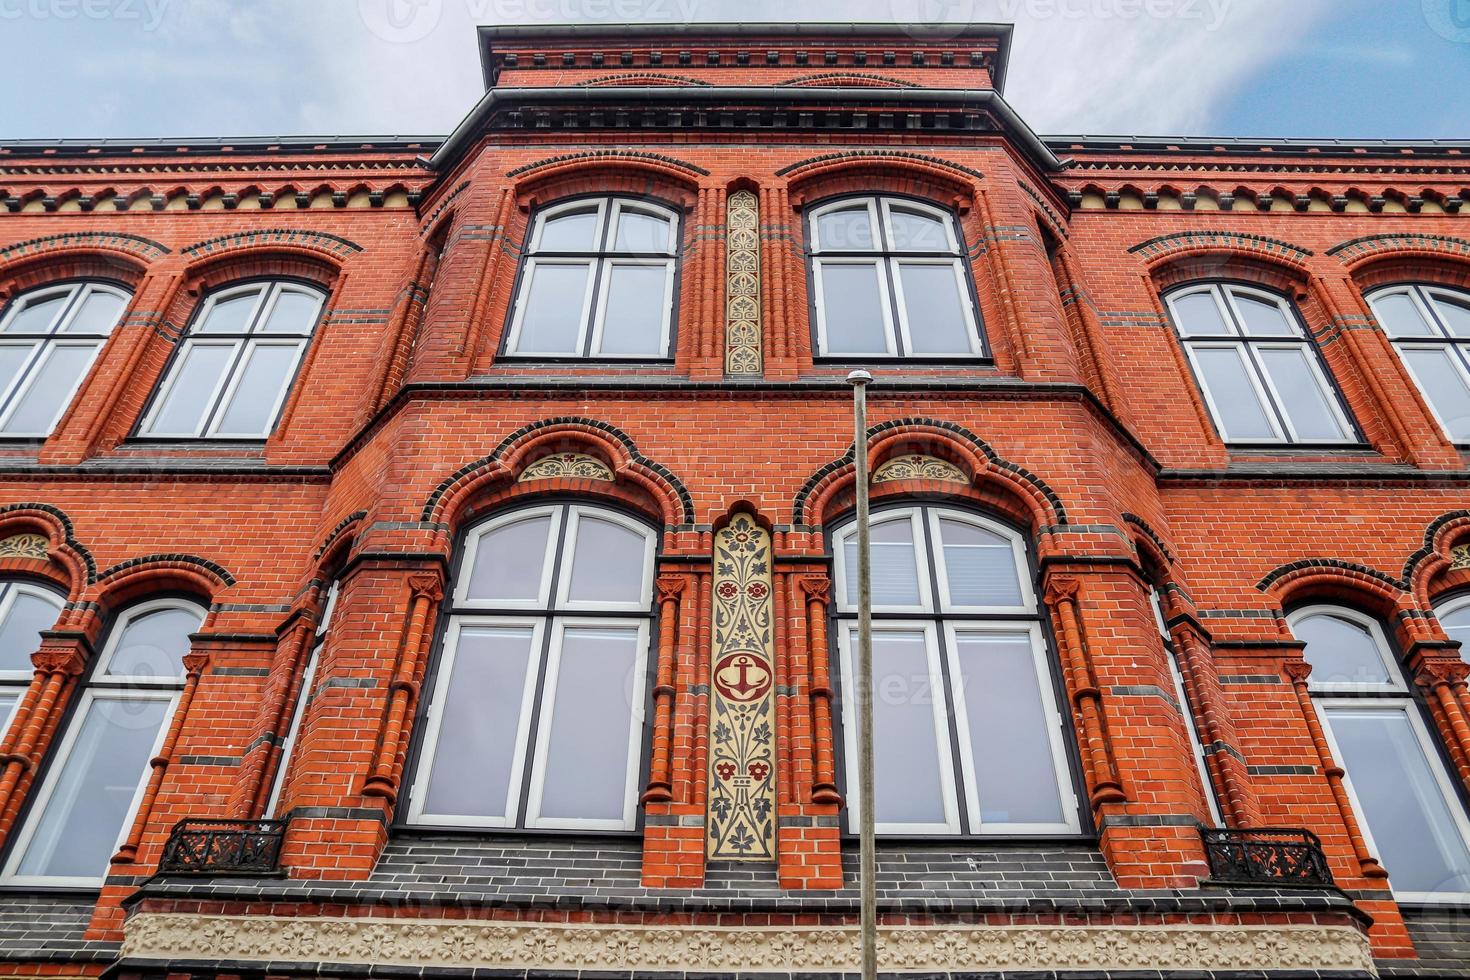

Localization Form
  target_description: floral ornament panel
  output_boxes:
[1453,544,1470,571]
[871,454,968,485]
[517,453,615,483]
[724,190,763,376]
[0,533,48,560]
[707,512,777,860]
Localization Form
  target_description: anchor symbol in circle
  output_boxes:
[714,652,772,703]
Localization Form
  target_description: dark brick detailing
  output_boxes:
[1127,230,1314,264]
[419,180,471,234]
[0,230,170,262]
[180,228,363,259]
[96,552,237,587]
[776,149,985,182]
[1122,511,1174,563]
[1256,557,1406,594]
[1402,509,1470,586]
[776,72,920,88]
[1377,907,1470,977]
[574,73,712,87]
[0,893,120,962]
[506,150,710,179]
[0,500,97,581]
[311,509,368,563]
[1327,231,1470,262]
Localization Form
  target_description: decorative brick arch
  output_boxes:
[311,510,368,566]
[1123,512,1176,570]
[776,72,919,88]
[573,73,710,87]
[1257,557,1409,620]
[0,502,94,599]
[506,150,709,181]
[1327,233,1470,268]
[779,150,983,207]
[0,231,170,266]
[421,416,695,530]
[179,229,363,264]
[93,554,235,613]
[1404,510,1470,605]
[1128,231,1314,273]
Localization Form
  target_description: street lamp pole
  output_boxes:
[847,369,876,980]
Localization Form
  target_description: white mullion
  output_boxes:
[887,256,982,358]
[0,340,47,425]
[926,508,1034,616]
[811,256,897,357]
[586,257,675,359]
[1394,339,1470,441]
[453,506,562,610]
[1245,340,1352,443]
[555,506,656,613]
[202,337,295,438]
[505,258,598,356]
[142,337,243,437]
[1290,605,1405,695]
[48,283,94,335]
[1184,340,1287,442]
[0,338,105,435]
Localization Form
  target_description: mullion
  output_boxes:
[917,507,974,832]
[0,286,85,423]
[513,504,572,827]
[1215,290,1294,441]
[196,284,274,436]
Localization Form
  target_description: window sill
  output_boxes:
[491,356,677,367]
[390,823,643,841]
[836,832,1098,846]
[122,438,269,449]
[1226,442,1377,456]
[813,356,994,367]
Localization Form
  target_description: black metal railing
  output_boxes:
[1201,827,1334,887]
[157,819,287,875]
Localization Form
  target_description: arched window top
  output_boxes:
[1288,605,1401,692]
[1167,282,1303,339]
[529,196,679,257]
[0,581,63,677]
[809,195,962,255]
[1367,284,1470,444]
[1369,283,1470,340]
[95,597,205,681]
[0,281,129,337]
[1435,593,1470,666]
[191,280,325,338]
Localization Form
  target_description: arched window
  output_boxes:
[2,597,205,885]
[408,503,656,831]
[1165,283,1355,444]
[1289,605,1470,901]
[1367,284,1470,444]
[1436,593,1470,665]
[0,281,129,436]
[138,280,325,439]
[807,195,986,359]
[264,578,338,817]
[0,581,64,733]
[503,196,680,359]
[831,505,1078,836]
[1148,587,1224,826]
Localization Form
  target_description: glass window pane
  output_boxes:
[1432,294,1470,339]
[463,515,554,604]
[1329,707,1470,896]
[897,263,973,355]
[146,343,234,435]
[514,263,590,354]
[62,290,125,335]
[867,630,948,825]
[1256,346,1349,441]
[844,518,922,608]
[0,589,61,673]
[1402,347,1470,443]
[212,343,299,436]
[196,291,261,334]
[613,210,672,253]
[1375,292,1436,337]
[104,606,202,677]
[259,289,323,335]
[536,626,639,822]
[819,263,889,355]
[537,209,600,252]
[1438,604,1470,665]
[3,293,68,334]
[953,631,1065,825]
[0,692,18,735]
[596,265,668,356]
[2,344,98,435]
[816,206,876,251]
[0,345,36,401]
[936,518,1023,607]
[1232,293,1298,336]
[1172,292,1232,336]
[887,208,951,252]
[15,696,171,879]
[1295,612,1392,687]
[420,625,536,820]
[1192,345,1278,441]
[566,515,648,605]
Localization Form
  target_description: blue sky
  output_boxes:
[1,0,1466,141]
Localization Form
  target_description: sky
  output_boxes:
[0,0,1467,141]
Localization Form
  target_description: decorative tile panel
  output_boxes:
[872,454,968,485]
[706,512,776,859]
[0,533,49,560]
[1452,544,1470,571]
[517,453,614,482]
[724,190,763,376]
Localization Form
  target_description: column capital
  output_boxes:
[1417,659,1470,690]
[797,574,830,605]
[656,574,687,603]
[1283,660,1314,685]
[1043,576,1082,605]
[407,573,444,602]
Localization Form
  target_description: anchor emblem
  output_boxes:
[713,652,772,703]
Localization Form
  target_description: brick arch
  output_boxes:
[574,73,710,87]
[92,554,235,615]
[1123,512,1176,570]
[793,417,1066,532]
[0,231,169,268]
[1347,252,1470,295]
[1128,231,1314,275]
[1404,510,1470,606]
[310,510,368,566]
[178,228,363,265]
[421,417,695,531]
[1257,558,1409,621]
[507,150,708,184]
[180,250,341,299]
[1327,233,1470,269]
[776,72,919,88]
[0,250,148,302]
[779,150,983,207]
[0,502,94,600]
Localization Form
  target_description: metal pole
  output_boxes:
[847,369,876,980]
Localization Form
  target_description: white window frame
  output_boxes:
[1289,604,1404,695]
[452,505,563,610]
[264,580,338,819]
[0,581,64,682]
[1369,284,1470,444]
[888,256,985,357]
[92,597,203,683]
[1151,589,1225,827]
[810,256,899,357]
[586,257,676,358]
[833,508,931,614]
[555,505,658,613]
[926,508,1035,615]
[1436,594,1470,665]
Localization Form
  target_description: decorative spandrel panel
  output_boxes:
[707,512,777,859]
[724,190,763,376]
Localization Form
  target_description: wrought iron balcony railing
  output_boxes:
[1200,826,1334,887]
[157,819,287,875]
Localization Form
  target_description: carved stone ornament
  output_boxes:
[724,190,763,376]
[0,533,48,560]
[871,454,968,485]
[120,914,1375,975]
[517,453,614,483]
[1452,544,1470,571]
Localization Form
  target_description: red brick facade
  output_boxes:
[0,22,1466,979]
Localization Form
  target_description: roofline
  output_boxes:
[427,84,1059,175]
[0,135,442,157]
[1046,134,1470,157]
[476,22,1014,92]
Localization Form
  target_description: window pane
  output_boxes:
[196,291,260,334]
[15,696,170,879]
[819,263,889,355]
[536,626,639,822]
[1439,604,1470,664]
[259,289,323,335]
[62,290,125,334]
[0,589,60,672]
[613,210,672,253]
[1329,707,1470,896]
[0,692,18,735]
[596,265,668,356]
[1192,346,1278,441]
[0,345,35,400]
[420,625,536,820]
[514,264,590,354]
[147,343,235,435]
[1256,346,1348,441]
[4,293,67,334]
[537,209,599,252]
[1172,292,1231,336]
[816,206,876,251]
[463,515,554,604]
[1402,347,1470,442]
[844,518,922,608]
[868,630,948,824]
[1232,293,1297,336]
[566,515,648,605]
[104,606,202,678]
[897,263,973,355]
[1295,613,1392,687]
[1432,294,1470,339]
[2,344,98,434]
[212,343,299,436]
[887,208,951,252]
[952,631,1065,825]
[936,518,1023,607]
[1375,292,1435,337]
